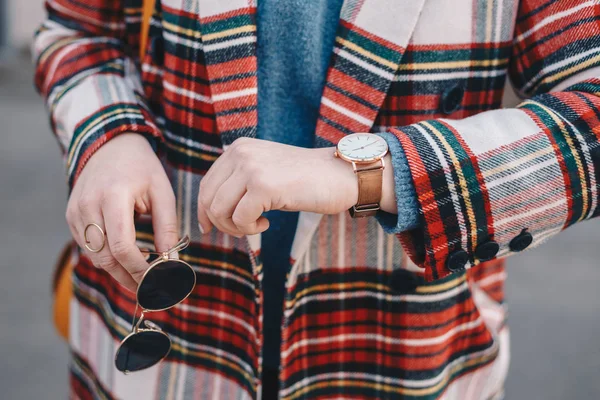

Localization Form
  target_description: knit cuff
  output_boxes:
[374,132,421,234]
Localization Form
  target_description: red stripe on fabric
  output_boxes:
[319,106,369,134]
[323,86,379,123]
[315,120,346,144]
[284,295,479,340]
[163,102,216,134]
[215,109,257,132]
[327,68,384,106]
[199,7,257,24]
[205,59,256,83]
[161,4,201,20]
[40,45,123,96]
[392,127,448,279]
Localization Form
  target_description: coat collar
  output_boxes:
[197,0,426,146]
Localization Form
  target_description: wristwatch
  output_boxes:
[334,133,389,218]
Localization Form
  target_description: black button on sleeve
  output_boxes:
[151,36,165,66]
[446,249,469,272]
[475,240,500,262]
[389,269,420,294]
[440,84,464,115]
[510,229,533,252]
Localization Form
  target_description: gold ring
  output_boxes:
[84,223,106,253]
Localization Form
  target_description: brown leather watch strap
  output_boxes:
[350,161,384,218]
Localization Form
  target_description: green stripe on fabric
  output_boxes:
[200,13,254,35]
[337,24,401,63]
[162,11,201,34]
[520,100,586,225]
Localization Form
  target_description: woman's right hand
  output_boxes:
[66,133,179,292]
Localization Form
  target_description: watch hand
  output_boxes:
[350,140,377,152]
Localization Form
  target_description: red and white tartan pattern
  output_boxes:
[34,0,600,398]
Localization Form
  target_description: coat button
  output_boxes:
[475,240,499,262]
[151,36,164,65]
[440,84,464,115]
[389,269,421,293]
[510,229,533,252]
[446,249,469,272]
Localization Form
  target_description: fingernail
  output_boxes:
[198,223,205,235]
[171,251,179,260]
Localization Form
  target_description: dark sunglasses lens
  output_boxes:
[138,260,196,310]
[115,331,170,372]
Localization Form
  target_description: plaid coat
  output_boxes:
[35,0,600,399]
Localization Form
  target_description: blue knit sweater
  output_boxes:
[256,0,420,370]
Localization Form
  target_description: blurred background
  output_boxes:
[1,1,600,399]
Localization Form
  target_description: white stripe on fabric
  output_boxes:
[203,36,256,52]
[282,317,483,361]
[475,271,507,289]
[493,198,566,228]
[163,80,213,103]
[395,69,505,82]
[484,158,559,190]
[333,47,396,80]
[515,1,596,43]
[164,130,223,154]
[212,87,258,102]
[321,97,373,127]
[163,31,205,50]
[178,303,256,335]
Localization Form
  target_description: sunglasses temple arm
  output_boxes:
[131,303,142,333]
[170,235,190,254]
[139,235,190,258]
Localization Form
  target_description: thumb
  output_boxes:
[149,183,179,253]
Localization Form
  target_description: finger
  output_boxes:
[198,154,235,216]
[149,182,179,252]
[207,174,247,235]
[197,206,213,235]
[231,191,270,235]
[205,209,243,238]
[78,213,138,292]
[102,194,150,284]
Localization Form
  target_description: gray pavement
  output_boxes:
[1,55,600,400]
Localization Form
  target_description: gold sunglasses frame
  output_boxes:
[115,235,196,374]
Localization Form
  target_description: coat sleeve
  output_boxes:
[395,0,600,282]
[34,0,162,190]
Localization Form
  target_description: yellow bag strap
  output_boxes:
[140,0,157,60]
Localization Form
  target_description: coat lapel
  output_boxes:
[196,0,259,145]
[314,0,427,146]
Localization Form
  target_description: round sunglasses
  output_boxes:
[114,236,196,373]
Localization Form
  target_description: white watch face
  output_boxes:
[336,133,388,163]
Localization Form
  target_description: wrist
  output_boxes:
[330,147,396,214]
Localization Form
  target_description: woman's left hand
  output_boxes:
[198,137,381,237]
